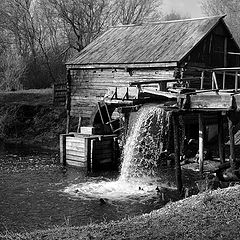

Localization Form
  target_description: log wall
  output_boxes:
[70,68,175,122]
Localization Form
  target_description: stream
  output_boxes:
[0,143,182,234]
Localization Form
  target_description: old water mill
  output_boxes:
[2,15,240,233]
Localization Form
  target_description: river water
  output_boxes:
[0,105,199,234]
[0,143,182,234]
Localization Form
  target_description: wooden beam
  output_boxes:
[235,71,238,91]
[198,114,204,174]
[66,69,71,134]
[223,72,226,90]
[228,114,236,169]
[224,37,228,67]
[200,71,204,90]
[66,62,178,70]
[173,113,183,194]
[218,113,225,164]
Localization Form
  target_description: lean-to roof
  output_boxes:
[67,15,227,67]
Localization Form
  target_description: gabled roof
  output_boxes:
[66,15,230,67]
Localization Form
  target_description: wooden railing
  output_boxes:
[53,83,67,106]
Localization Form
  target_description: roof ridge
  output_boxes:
[110,15,226,28]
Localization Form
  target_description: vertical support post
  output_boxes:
[86,138,92,173]
[228,114,236,169]
[200,71,204,90]
[211,72,214,90]
[235,71,238,92]
[223,72,226,90]
[218,113,225,164]
[66,69,71,134]
[198,114,204,174]
[60,134,66,166]
[173,113,183,195]
[224,37,228,68]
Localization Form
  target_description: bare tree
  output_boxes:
[201,0,240,44]
[111,0,162,25]
[163,10,190,21]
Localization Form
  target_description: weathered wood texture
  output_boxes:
[67,16,229,66]
[190,93,233,109]
[53,83,66,106]
[70,68,174,119]
[64,134,117,171]
[66,136,87,168]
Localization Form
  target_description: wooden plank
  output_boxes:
[93,153,112,159]
[190,94,232,109]
[66,149,85,157]
[66,62,178,70]
[93,148,113,154]
[66,154,86,162]
[98,158,112,164]
[67,160,86,167]
[66,137,85,143]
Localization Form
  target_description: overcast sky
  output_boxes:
[162,0,204,18]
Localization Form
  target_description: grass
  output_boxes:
[0,89,53,106]
[1,185,240,239]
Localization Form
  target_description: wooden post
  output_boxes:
[235,71,238,92]
[60,134,67,166]
[173,113,183,194]
[86,138,92,173]
[224,37,228,68]
[200,71,204,90]
[198,114,204,174]
[228,114,236,169]
[218,113,225,164]
[66,69,71,134]
[223,72,226,90]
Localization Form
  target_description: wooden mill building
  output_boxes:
[61,15,240,191]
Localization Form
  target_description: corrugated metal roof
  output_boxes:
[67,16,225,66]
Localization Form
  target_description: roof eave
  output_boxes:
[66,62,178,70]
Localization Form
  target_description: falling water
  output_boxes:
[64,104,173,200]
[120,104,171,181]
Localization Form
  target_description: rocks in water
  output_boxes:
[99,198,106,205]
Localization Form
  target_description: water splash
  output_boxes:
[63,104,173,201]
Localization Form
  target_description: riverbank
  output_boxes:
[0,89,77,150]
[1,185,240,239]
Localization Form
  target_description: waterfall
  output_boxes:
[64,104,173,200]
[120,104,171,181]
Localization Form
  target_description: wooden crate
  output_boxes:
[60,133,118,171]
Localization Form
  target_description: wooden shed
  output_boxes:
[61,15,240,177]
[65,15,240,128]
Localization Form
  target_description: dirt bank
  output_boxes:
[1,185,240,240]
[0,89,77,149]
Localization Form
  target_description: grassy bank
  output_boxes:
[0,89,76,149]
[2,185,240,240]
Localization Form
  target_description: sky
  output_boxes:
[162,0,204,18]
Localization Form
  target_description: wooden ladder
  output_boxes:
[97,101,122,133]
